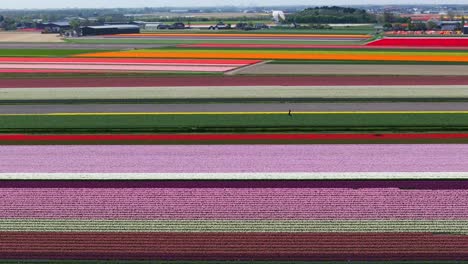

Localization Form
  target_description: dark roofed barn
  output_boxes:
[39,22,71,33]
[81,25,140,36]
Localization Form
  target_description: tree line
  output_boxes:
[287,6,377,24]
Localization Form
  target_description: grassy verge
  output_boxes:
[0,49,104,57]
[5,98,468,104]
[67,39,367,45]
[140,28,373,34]
[1,113,468,133]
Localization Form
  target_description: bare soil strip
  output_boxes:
[235,64,468,76]
[1,85,468,101]
[0,32,63,43]
[0,43,168,49]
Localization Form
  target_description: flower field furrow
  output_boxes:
[0,188,467,220]
[1,144,467,173]
[1,179,468,189]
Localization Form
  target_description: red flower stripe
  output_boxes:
[367,38,468,47]
[178,43,468,50]
[2,133,468,142]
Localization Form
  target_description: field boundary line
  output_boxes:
[224,60,272,75]
[1,172,468,180]
[2,111,468,116]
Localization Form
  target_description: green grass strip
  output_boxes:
[67,39,366,45]
[142,28,373,34]
[0,49,105,57]
[0,113,468,133]
[1,220,467,233]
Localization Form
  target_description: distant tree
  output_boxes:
[69,19,81,31]
[427,20,438,30]
[447,10,455,21]
[383,12,395,23]
[2,17,17,30]
[81,19,92,27]
[287,6,376,24]
[0,15,4,23]
[97,16,106,25]
[104,16,113,23]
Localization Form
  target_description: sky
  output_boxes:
[1,0,467,9]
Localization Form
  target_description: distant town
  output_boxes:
[0,4,467,35]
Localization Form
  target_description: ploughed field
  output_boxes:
[1,32,468,262]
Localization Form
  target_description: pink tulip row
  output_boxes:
[0,188,467,220]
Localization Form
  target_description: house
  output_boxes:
[439,21,461,31]
[81,25,140,36]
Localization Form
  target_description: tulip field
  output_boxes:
[367,37,468,48]
[0,57,260,73]
[77,48,468,63]
[0,31,468,262]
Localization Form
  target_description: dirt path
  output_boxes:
[2,85,468,101]
[0,32,63,43]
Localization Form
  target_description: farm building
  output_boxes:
[81,25,140,36]
[439,21,461,31]
[38,22,71,33]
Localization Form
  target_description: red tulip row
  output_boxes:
[367,37,468,48]
[1,133,468,143]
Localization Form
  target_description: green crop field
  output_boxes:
[1,113,468,133]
